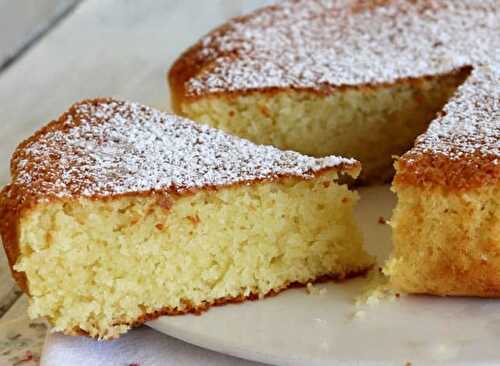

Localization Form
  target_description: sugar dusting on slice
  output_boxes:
[411,65,500,161]
[11,99,356,199]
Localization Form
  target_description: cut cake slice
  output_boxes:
[0,98,373,339]
[386,66,500,296]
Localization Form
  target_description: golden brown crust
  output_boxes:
[0,185,26,292]
[168,1,496,99]
[394,152,500,191]
[168,0,455,103]
[166,1,386,112]
[7,98,358,200]
[65,269,371,339]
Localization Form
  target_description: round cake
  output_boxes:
[170,0,500,296]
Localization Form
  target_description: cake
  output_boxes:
[169,0,499,295]
[386,66,500,296]
[0,98,373,339]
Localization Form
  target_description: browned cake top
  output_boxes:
[6,99,356,203]
[173,0,499,189]
[182,0,497,96]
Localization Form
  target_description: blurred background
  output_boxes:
[0,0,79,69]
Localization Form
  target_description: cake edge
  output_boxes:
[393,152,500,192]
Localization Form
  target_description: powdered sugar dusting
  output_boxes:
[12,99,356,199]
[186,0,498,95]
[411,65,499,161]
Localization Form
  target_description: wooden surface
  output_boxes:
[0,0,271,364]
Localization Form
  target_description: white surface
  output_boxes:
[150,186,500,366]
[0,0,79,67]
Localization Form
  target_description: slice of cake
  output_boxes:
[0,98,373,339]
[385,66,500,296]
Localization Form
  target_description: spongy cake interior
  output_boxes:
[15,171,372,339]
[385,185,500,296]
[177,70,468,182]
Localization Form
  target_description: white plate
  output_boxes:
[148,185,500,365]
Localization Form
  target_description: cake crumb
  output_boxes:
[378,216,386,224]
[355,269,404,306]
[306,282,327,296]
[405,362,412,366]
